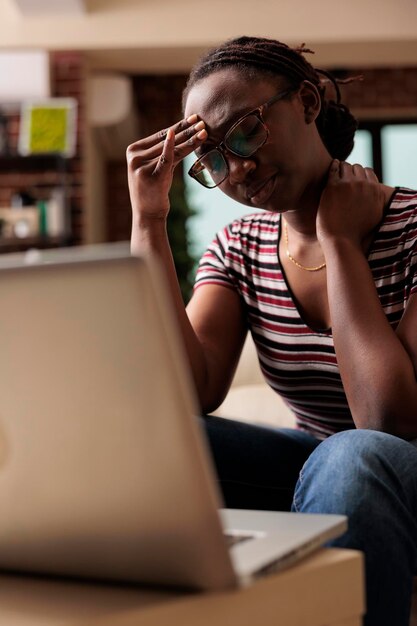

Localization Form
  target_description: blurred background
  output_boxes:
[0,0,416,300]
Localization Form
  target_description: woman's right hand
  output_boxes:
[126,115,207,223]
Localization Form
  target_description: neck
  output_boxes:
[283,155,331,241]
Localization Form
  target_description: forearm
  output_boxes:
[131,216,209,404]
[131,215,187,316]
[324,238,417,437]
[127,119,224,409]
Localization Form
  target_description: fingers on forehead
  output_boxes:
[172,117,195,133]
[155,118,196,144]
[173,136,200,159]
[157,120,183,140]
[134,118,193,148]
[172,130,208,161]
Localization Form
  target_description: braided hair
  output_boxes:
[183,36,358,160]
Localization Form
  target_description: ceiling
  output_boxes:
[11,0,86,15]
[3,0,417,72]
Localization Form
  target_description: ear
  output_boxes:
[298,80,321,124]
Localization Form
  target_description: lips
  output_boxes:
[247,175,277,206]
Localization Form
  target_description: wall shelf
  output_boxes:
[0,153,71,253]
[0,234,72,253]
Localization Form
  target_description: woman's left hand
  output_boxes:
[316,159,386,252]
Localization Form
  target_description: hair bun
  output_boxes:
[318,100,358,161]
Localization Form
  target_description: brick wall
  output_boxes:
[51,51,86,244]
[107,75,187,242]
[336,68,417,111]
[0,51,86,247]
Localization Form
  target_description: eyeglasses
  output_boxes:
[188,87,295,189]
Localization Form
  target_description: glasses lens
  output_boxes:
[191,150,227,188]
[226,114,267,156]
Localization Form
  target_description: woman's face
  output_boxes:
[184,68,331,214]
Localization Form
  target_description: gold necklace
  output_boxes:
[283,221,326,272]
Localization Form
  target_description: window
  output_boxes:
[349,129,373,168]
[381,124,417,188]
[184,153,249,260]
[357,120,417,187]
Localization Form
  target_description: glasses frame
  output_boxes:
[188,87,295,189]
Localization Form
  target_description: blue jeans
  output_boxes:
[201,415,417,626]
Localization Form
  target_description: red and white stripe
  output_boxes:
[194,187,417,440]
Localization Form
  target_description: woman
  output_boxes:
[126,36,417,626]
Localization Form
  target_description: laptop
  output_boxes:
[0,243,346,590]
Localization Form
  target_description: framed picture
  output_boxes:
[18,98,77,157]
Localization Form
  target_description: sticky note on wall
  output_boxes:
[18,98,77,157]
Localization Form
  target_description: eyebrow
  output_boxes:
[201,104,258,148]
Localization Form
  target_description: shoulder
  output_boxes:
[388,187,417,215]
[381,187,417,235]
[221,211,280,242]
[200,212,280,272]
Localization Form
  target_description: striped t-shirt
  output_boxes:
[194,187,417,439]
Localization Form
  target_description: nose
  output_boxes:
[226,154,256,185]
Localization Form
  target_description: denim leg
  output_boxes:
[200,415,319,511]
[292,429,417,626]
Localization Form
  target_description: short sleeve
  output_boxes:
[406,198,417,297]
[193,221,241,293]
[410,243,417,296]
